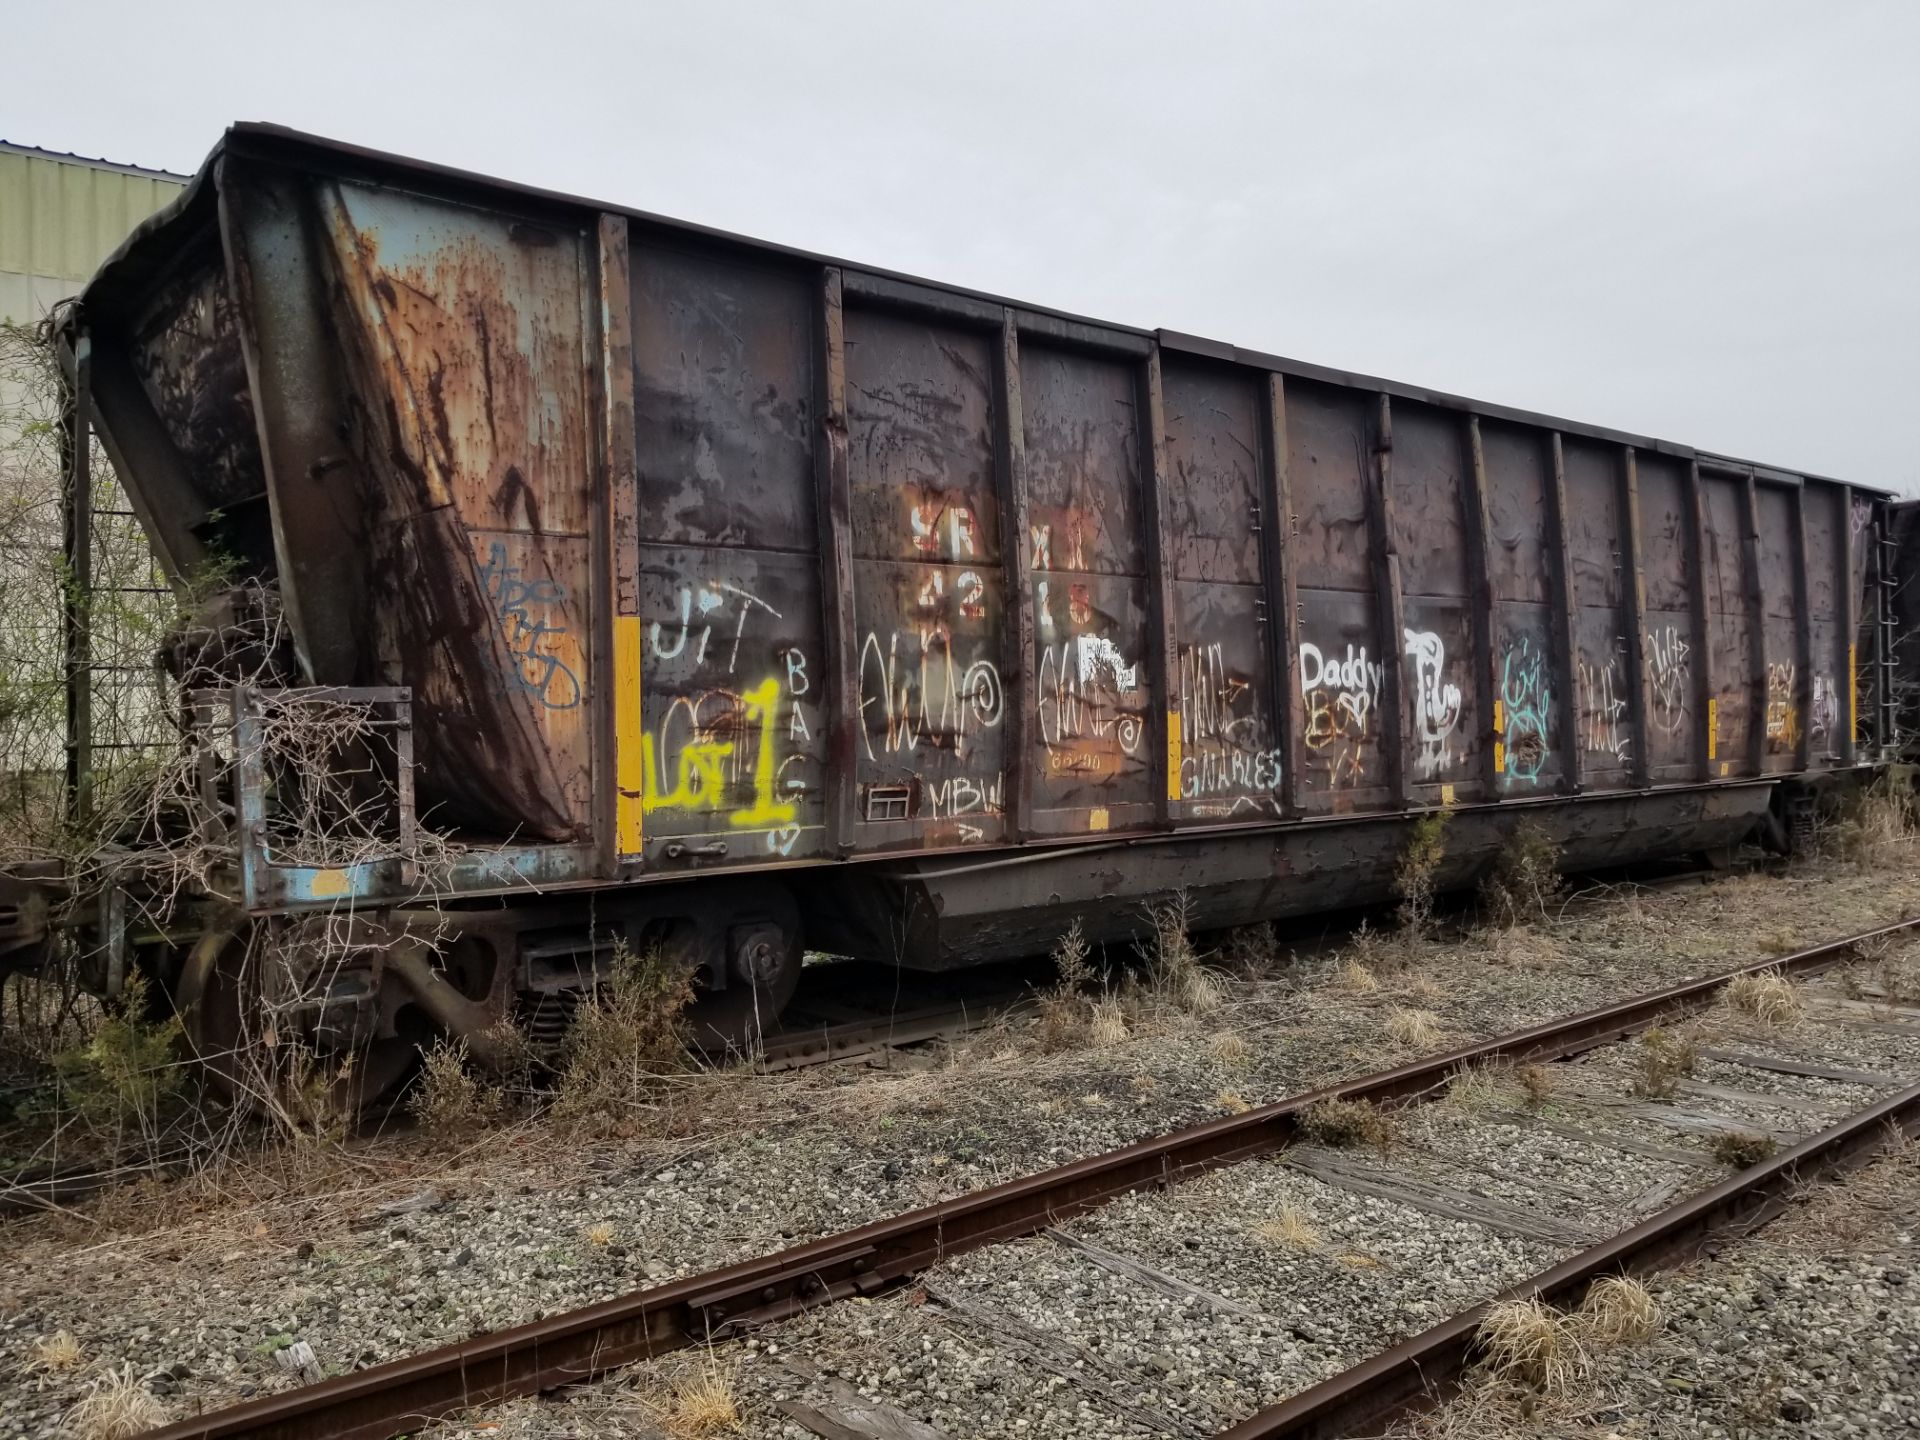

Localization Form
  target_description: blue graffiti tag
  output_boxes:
[476,543,582,709]
[1500,636,1552,786]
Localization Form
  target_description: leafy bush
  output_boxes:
[52,973,185,1135]
[1395,808,1453,941]
[555,941,693,1121]
[1481,819,1562,928]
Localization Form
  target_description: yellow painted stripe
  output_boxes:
[614,615,645,855]
[1166,711,1183,802]
[1849,642,1859,743]
[309,868,351,899]
[1494,741,1506,774]
[1707,698,1718,761]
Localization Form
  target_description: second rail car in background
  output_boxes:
[49,124,1900,1099]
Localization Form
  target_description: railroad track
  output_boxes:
[130,916,1920,1440]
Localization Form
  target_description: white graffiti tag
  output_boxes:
[1402,629,1463,779]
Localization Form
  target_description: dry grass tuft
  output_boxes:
[1486,924,1567,970]
[1334,955,1379,995]
[1879,948,1920,1004]
[1629,1026,1697,1099]
[1180,966,1226,1014]
[63,1364,169,1440]
[1208,1031,1250,1067]
[1035,919,1097,1052]
[1088,996,1129,1048]
[1726,968,1802,1027]
[408,1036,502,1131]
[1251,1203,1320,1250]
[1475,1297,1589,1395]
[29,1330,82,1379]
[1710,1130,1778,1168]
[585,1220,616,1247]
[1446,1060,1510,1113]
[1130,1073,1157,1096]
[1384,1006,1442,1050]
[1139,891,1224,1015]
[554,941,694,1124]
[1518,1063,1555,1108]
[1405,971,1444,1004]
[1578,1275,1662,1345]
[1824,768,1917,867]
[664,1362,741,1437]
[1299,1095,1398,1152]
[1448,1059,1554,1115]
[1215,1088,1252,1115]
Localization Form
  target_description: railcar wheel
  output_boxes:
[175,916,416,1119]
[683,887,802,1056]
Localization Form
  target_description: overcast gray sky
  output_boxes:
[7,1,1916,490]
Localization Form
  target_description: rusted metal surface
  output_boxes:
[1891,499,1920,756]
[1637,451,1695,783]
[1619,447,1655,789]
[843,300,1004,850]
[133,916,1920,1440]
[812,783,1775,969]
[1219,1068,1920,1439]
[1163,358,1281,822]
[60,124,1895,936]
[1390,399,1478,803]
[1021,339,1155,836]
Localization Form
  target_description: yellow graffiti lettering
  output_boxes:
[730,677,796,827]
[641,736,734,814]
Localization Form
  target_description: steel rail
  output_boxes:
[141,915,1920,1440]
[1215,1070,1920,1438]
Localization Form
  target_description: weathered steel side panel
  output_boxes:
[219,165,370,683]
[1701,474,1754,774]
[1636,454,1695,782]
[1020,342,1153,835]
[1848,488,1874,754]
[844,304,1008,847]
[1563,437,1635,787]
[1390,401,1478,799]
[1478,420,1563,794]
[1286,380,1388,812]
[1803,484,1847,761]
[1161,358,1281,821]
[628,243,827,867]
[314,177,599,844]
[1756,484,1801,772]
[129,259,264,517]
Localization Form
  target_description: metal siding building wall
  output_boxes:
[0,142,186,324]
[0,145,186,785]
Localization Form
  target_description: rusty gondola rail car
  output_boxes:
[42,122,1902,1093]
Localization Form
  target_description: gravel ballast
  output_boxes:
[5,851,1920,1437]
